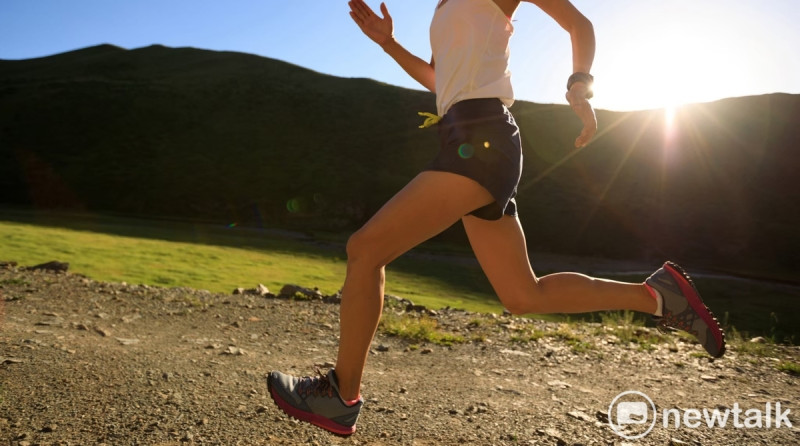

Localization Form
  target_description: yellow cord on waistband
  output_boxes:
[417,111,442,129]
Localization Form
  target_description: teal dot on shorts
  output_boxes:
[458,143,475,159]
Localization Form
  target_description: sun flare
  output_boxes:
[586,2,771,112]
[664,105,677,131]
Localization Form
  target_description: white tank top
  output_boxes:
[430,0,515,116]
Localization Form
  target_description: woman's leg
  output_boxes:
[461,214,658,315]
[335,171,495,400]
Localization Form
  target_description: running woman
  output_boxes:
[268,0,726,436]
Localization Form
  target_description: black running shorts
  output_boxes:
[424,98,522,220]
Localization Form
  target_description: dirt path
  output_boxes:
[1,264,798,445]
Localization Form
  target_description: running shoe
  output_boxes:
[646,261,726,358]
[267,369,363,436]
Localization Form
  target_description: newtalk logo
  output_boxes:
[608,390,793,440]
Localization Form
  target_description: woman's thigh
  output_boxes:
[348,170,494,267]
[461,214,538,301]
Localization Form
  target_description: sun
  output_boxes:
[589,4,759,113]
[594,32,716,112]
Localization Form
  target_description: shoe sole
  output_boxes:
[267,374,357,436]
[663,261,726,358]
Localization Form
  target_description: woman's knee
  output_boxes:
[495,286,527,315]
[497,282,547,315]
[346,228,385,268]
[345,230,367,261]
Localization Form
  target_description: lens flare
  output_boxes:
[286,198,302,213]
[483,141,490,149]
[458,143,475,159]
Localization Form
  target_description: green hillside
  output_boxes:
[1,45,798,279]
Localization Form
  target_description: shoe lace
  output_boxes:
[297,368,335,399]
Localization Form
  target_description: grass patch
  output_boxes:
[566,339,596,354]
[379,313,465,346]
[0,278,30,287]
[551,323,596,353]
[776,362,800,376]
[508,323,595,353]
[0,214,504,314]
[510,328,548,344]
[1,211,797,344]
[551,323,583,342]
[598,310,669,350]
[1,219,347,296]
[726,326,780,358]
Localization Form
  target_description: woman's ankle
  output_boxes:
[332,368,361,401]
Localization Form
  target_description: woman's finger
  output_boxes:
[350,0,375,20]
[349,11,364,27]
[349,0,378,29]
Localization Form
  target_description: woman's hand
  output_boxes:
[348,0,435,92]
[565,82,597,148]
[348,0,394,47]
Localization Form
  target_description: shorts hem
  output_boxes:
[419,167,517,221]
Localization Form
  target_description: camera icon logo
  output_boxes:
[617,402,648,424]
[608,391,657,439]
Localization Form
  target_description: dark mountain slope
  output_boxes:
[1,45,797,278]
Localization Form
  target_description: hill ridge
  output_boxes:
[0,45,798,279]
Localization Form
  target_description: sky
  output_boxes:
[1,0,798,111]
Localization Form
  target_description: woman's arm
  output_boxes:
[379,40,436,93]
[526,0,597,147]
[348,0,436,92]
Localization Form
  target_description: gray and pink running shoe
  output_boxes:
[646,261,726,358]
[268,369,363,436]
